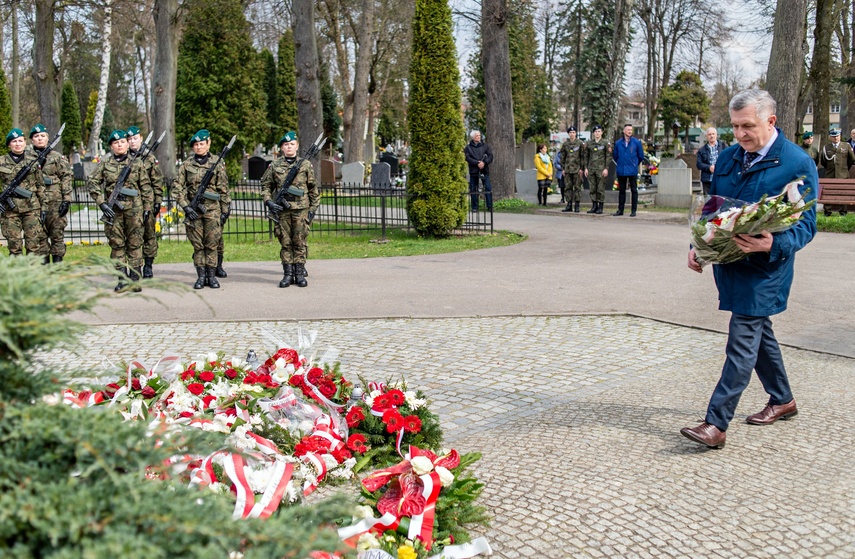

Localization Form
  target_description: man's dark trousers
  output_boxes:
[705,313,793,431]
[616,175,638,213]
[469,173,493,211]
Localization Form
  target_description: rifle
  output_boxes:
[267,132,326,223]
[0,123,66,216]
[100,131,154,225]
[185,135,236,219]
[140,131,166,161]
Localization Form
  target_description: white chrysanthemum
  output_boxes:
[208,482,229,494]
[229,425,256,451]
[321,453,339,469]
[435,466,455,487]
[297,419,315,434]
[356,532,381,551]
[410,455,433,476]
[246,465,274,493]
[404,391,426,409]
[354,505,375,519]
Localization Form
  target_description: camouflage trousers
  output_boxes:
[186,212,222,267]
[1,209,46,256]
[274,208,309,264]
[588,172,606,203]
[43,206,68,257]
[105,205,144,269]
[143,209,159,259]
[218,235,225,257]
[564,172,582,202]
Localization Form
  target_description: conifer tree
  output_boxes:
[60,81,83,156]
[0,68,13,156]
[320,60,341,153]
[277,31,298,137]
[407,0,467,237]
[260,48,279,148]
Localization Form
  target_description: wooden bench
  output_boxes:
[818,178,855,216]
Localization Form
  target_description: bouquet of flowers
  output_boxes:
[690,178,815,267]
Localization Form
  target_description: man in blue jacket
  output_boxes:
[681,89,817,449]
[612,123,645,216]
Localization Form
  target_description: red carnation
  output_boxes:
[202,395,217,409]
[318,379,337,398]
[345,406,365,428]
[382,409,405,433]
[187,383,205,396]
[224,368,238,379]
[131,378,142,391]
[403,415,422,434]
[141,386,157,399]
[331,445,352,463]
[180,369,195,381]
[386,389,406,406]
[346,433,369,453]
[307,367,323,385]
[199,370,215,383]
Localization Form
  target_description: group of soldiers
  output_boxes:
[800,128,855,179]
[556,125,612,214]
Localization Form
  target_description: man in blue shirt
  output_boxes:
[611,124,645,216]
[681,89,817,449]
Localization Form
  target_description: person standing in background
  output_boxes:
[29,124,72,263]
[696,127,727,196]
[612,124,645,217]
[584,124,610,214]
[534,144,553,206]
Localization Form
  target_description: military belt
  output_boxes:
[13,186,33,199]
[119,188,139,197]
[286,186,305,197]
[202,191,220,201]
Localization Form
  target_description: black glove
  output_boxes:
[183,206,199,221]
[143,210,151,223]
[306,211,316,225]
[220,211,230,226]
[265,200,284,214]
[58,201,70,217]
[99,203,115,221]
[39,211,46,225]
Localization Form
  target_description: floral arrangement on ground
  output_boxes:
[62,343,491,559]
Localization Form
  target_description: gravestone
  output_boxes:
[379,153,399,176]
[655,157,693,208]
[320,159,337,185]
[515,168,538,203]
[371,162,392,192]
[341,161,365,186]
[73,162,86,180]
[247,156,272,181]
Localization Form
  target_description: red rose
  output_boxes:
[403,415,422,434]
[288,374,304,388]
[180,369,195,381]
[105,383,120,395]
[223,407,237,417]
[199,371,215,383]
[141,386,157,399]
[131,378,142,391]
[202,395,217,408]
[318,379,337,398]
[187,383,204,396]
[273,348,299,364]
[386,389,406,406]
[243,373,258,384]
[346,406,365,428]
[224,368,238,379]
[307,367,323,385]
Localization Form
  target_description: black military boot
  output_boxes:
[127,268,143,292]
[42,255,51,265]
[215,254,227,278]
[206,267,220,289]
[52,255,63,263]
[294,263,308,287]
[279,263,293,288]
[595,202,604,215]
[574,201,580,213]
[586,202,597,214]
[143,257,154,278]
[193,266,207,289]
[561,201,573,213]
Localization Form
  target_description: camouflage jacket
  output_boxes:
[27,146,72,205]
[585,140,612,173]
[261,157,319,212]
[175,154,230,215]
[87,153,153,211]
[132,149,165,207]
[0,151,45,213]
[559,139,586,174]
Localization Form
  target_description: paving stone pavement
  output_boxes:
[51,314,855,559]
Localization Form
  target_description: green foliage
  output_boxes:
[578,0,617,131]
[659,70,710,141]
[84,91,98,148]
[376,78,408,148]
[463,46,485,134]
[61,81,83,156]
[260,48,279,148]
[320,59,341,152]
[0,67,12,157]
[508,0,540,143]
[277,31,299,140]
[407,0,468,237]
[0,254,350,557]
[817,211,855,233]
[176,0,267,177]
[493,197,538,212]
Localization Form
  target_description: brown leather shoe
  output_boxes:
[680,422,726,448]
[746,399,798,425]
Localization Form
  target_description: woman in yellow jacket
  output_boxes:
[534,143,553,206]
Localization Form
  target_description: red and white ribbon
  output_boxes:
[247,460,294,519]
[426,537,493,559]
[408,471,442,549]
[337,511,400,542]
[223,453,255,520]
[301,452,327,495]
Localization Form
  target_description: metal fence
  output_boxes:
[55,180,493,244]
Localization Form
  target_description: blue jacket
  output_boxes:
[710,130,817,317]
[554,151,563,179]
[696,140,727,182]
[613,136,645,177]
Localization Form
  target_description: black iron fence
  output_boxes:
[53,180,493,245]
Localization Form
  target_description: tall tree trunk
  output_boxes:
[482,0,515,200]
[293,0,323,169]
[766,0,808,141]
[848,0,855,135]
[11,0,20,128]
[88,0,113,155]
[605,0,634,139]
[152,0,180,181]
[346,0,375,163]
[809,0,834,147]
[136,42,152,131]
[33,0,62,151]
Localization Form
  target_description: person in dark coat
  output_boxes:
[695,127,727,196]
[463,130,493,211]
[681,89,817,449]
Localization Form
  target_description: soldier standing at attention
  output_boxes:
[584,124,610,214]
[799,132,820,168]
[126,127,164,278]
[175,129,230,290]
[0,128,45,257]
[262,131,319,288]
[87,130,152,290]
[29,124,72,262]
[559,126,585,213]
[820,128,855,178]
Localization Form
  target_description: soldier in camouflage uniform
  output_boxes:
[175,129,230,290]
[800,131,820,167]
[820,129,855,179]
[126,126,165,278]
[261,131,319,288]
[87,130,152,291]
[559,126,586,213]
[0,128,46,257]
[29,124,73,262]
[583,124,610,215]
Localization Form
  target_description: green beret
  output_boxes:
[278,131,298,146]
[802,131,813,140]
[29,124,48,138]
[5,128,24,146]
[190,129,211,145]
[125,126,141,137]
[108,130,126,144]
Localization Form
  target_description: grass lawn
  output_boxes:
[63,229,527,263]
